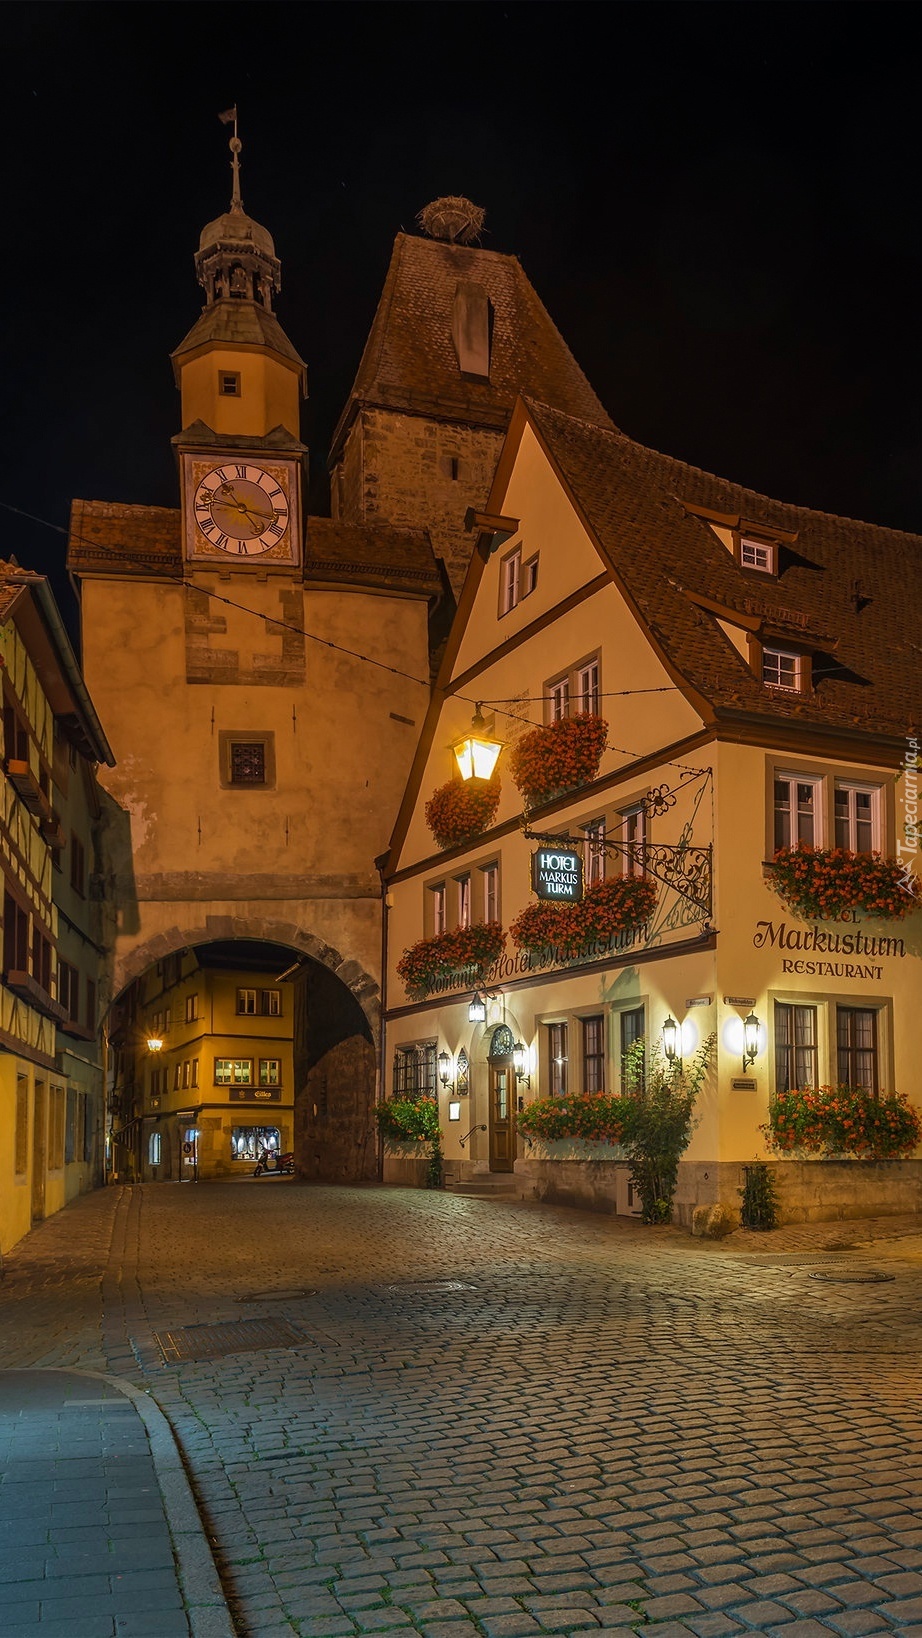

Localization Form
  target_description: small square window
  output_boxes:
[230,743,265,784]
[740,537,775,573]
[259,1059,281,1086]
[220,731,275,790]
[219,372,241,397]
[762,648,801,691]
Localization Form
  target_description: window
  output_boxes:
[837,1007,878,1093]
[835,783,879,853]
[191,1059,199,1087]
[50,1086,66,1169]
[582,1016,606,1094]
[232,1126,280,1162]
[499,547,539,616]
[740,537,776,574]
[548,1022,568,1096]
[3,891,29,972]
[173,1063,182,1090]
[619,804,647,877]
[14,1077,28,1174]
[65,1089,76,1164]
[480,861,499,923]
[546,655,601,722]
[220,731,275,790]
[584,817,606,888]
[620,1006,645,1088]
[149,1132,162,1165]
[575,660,600,716]
[57,960,80,1021]
[259,1059,281,1086]
[31,927,51,994]
[762,648,802,692]
[775,1002,818,1093]
[215,1058,253,1086]
[774,774,821,850]
[392,1042,437,1098]
[236,987,281,1016]
[185,993,198,1023]
[70,834,86,895]
[457,873,471,930]
[219,371,241,397]
[182,1061,191,1090]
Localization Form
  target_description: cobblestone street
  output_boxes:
[4,1182,922,1638]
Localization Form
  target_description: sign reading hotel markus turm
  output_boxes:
[531,847,583,902]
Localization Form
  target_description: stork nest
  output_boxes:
[417,196,485,245]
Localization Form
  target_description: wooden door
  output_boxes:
[32,1080,47,1222]
[489,1062,515,1172]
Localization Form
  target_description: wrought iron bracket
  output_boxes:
[524,829,712,918]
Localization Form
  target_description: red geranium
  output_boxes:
[508,714,608,808]
[766,845,920,921]
[763,1084,921,1159]
[425,777,501,850]
[510,874,657,955]
[396,921,505,997]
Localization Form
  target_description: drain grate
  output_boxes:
[385,1280,477,1294]
[235,1289,317,1304]
[153,1317,306,1364]
[809,1268,895,1285]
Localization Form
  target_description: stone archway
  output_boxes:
[110,918,381,1185]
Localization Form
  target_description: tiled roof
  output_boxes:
[171,299,306,385]
[0,560,42,622]
[68,503,442,598]
[525,399,922,740]
[329,234,615,462]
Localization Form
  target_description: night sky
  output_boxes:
[2,2,921,635]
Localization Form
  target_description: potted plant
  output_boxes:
[396,921,505,997]
[765,845,919,921]
[425,776,501,850]
[508,713,608,808]
[762,1084,921,1159]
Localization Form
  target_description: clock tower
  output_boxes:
[171,117,306,572]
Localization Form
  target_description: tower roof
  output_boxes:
[329,226,615,465]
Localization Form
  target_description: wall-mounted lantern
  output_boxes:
[742,1012,761,1072]
[661,1015,680,1066]
[452,705,503,782]
[512,1039,531,1090]
[468,991,487,1024]
[146,1034,164,1054]
[438,1049,453,1090]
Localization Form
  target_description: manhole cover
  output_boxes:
[153,1317,306,1364]
[809,1269,895,1285]
[385,1280,477,1294]
[235,1289,317,1304]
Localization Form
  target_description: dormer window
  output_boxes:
[739,536,776,574]
[762,647,803,691]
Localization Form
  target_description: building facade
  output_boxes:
[380,400,921,1223]
[1,563,114,1253]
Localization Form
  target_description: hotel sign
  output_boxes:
[531,846,583,902]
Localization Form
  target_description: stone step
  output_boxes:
[447,1177,518,1198]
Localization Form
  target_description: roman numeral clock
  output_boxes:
[181,453,302,569]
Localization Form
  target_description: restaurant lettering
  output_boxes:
[752,919,906,959]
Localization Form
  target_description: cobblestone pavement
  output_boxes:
[5,1183,922,1638]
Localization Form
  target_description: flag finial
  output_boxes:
[218,106,242,210]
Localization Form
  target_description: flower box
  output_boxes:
[518,1092,632,1145]
[376,1096,441,1148]
[396,921,505,997]
[763,1085,922,1160]
[508,713,608,808]
[425,777,501,850]
[510,874,657,956]
[765,845,919,922]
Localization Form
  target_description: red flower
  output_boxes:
[425,777,501,850]
[508,714,608,808]
[765,846,920,922]
[510,874,658,954]
[397,922,505,997]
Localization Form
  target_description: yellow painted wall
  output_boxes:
[180,348,300,439]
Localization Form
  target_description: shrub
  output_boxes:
[376,1096,441,1147]
[620,1033,715,1224]
[766,845,919,921]
[739,1161,779,1230]
[425,777,501,850]
[763,1085,922,1159]
[508,714,608,807]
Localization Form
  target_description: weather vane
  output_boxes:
[218,105,242,210]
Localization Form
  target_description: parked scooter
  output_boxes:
[253,1149,295,1177]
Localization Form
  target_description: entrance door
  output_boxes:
[489,1062,515,1172]
[32,1080,47,1222]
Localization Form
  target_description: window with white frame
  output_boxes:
[148,1132,161,1165]
[499,545,538,615]
[582,1015,606,1094]
[480,861,499,923]
[583,817,607,887]
[575,659,600,715]
[259,1059,281,1086]
[834,782,879,853]
[546,656,601,722]
[547,1022,568,1096]
[619,804,646,876]
[548,675,570,722]
[774,774,821,850]
[774,1002,818,1093]
[456,873,472,929]
[215,1058,253,1086]
[429,882,446,935]
[740,537,776,574]
[762,648,802,691]
[185,993,198,1022]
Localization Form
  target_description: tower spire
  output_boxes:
[218,106,243,212]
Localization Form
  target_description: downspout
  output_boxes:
[375,851,390,1183]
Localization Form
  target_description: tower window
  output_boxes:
[219,372,241,397]
[219,731,276,789]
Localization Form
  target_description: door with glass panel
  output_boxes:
[488,1062,514,1171]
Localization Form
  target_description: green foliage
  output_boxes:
[763,1085,921,1159]
[620,1033,715,1225]
[426,1134,443,1189]
[376,1096,441,1148]
[739,1161,779,1230]
[517,1091,631,1145]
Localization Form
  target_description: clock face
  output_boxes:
[192,463,291,556]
